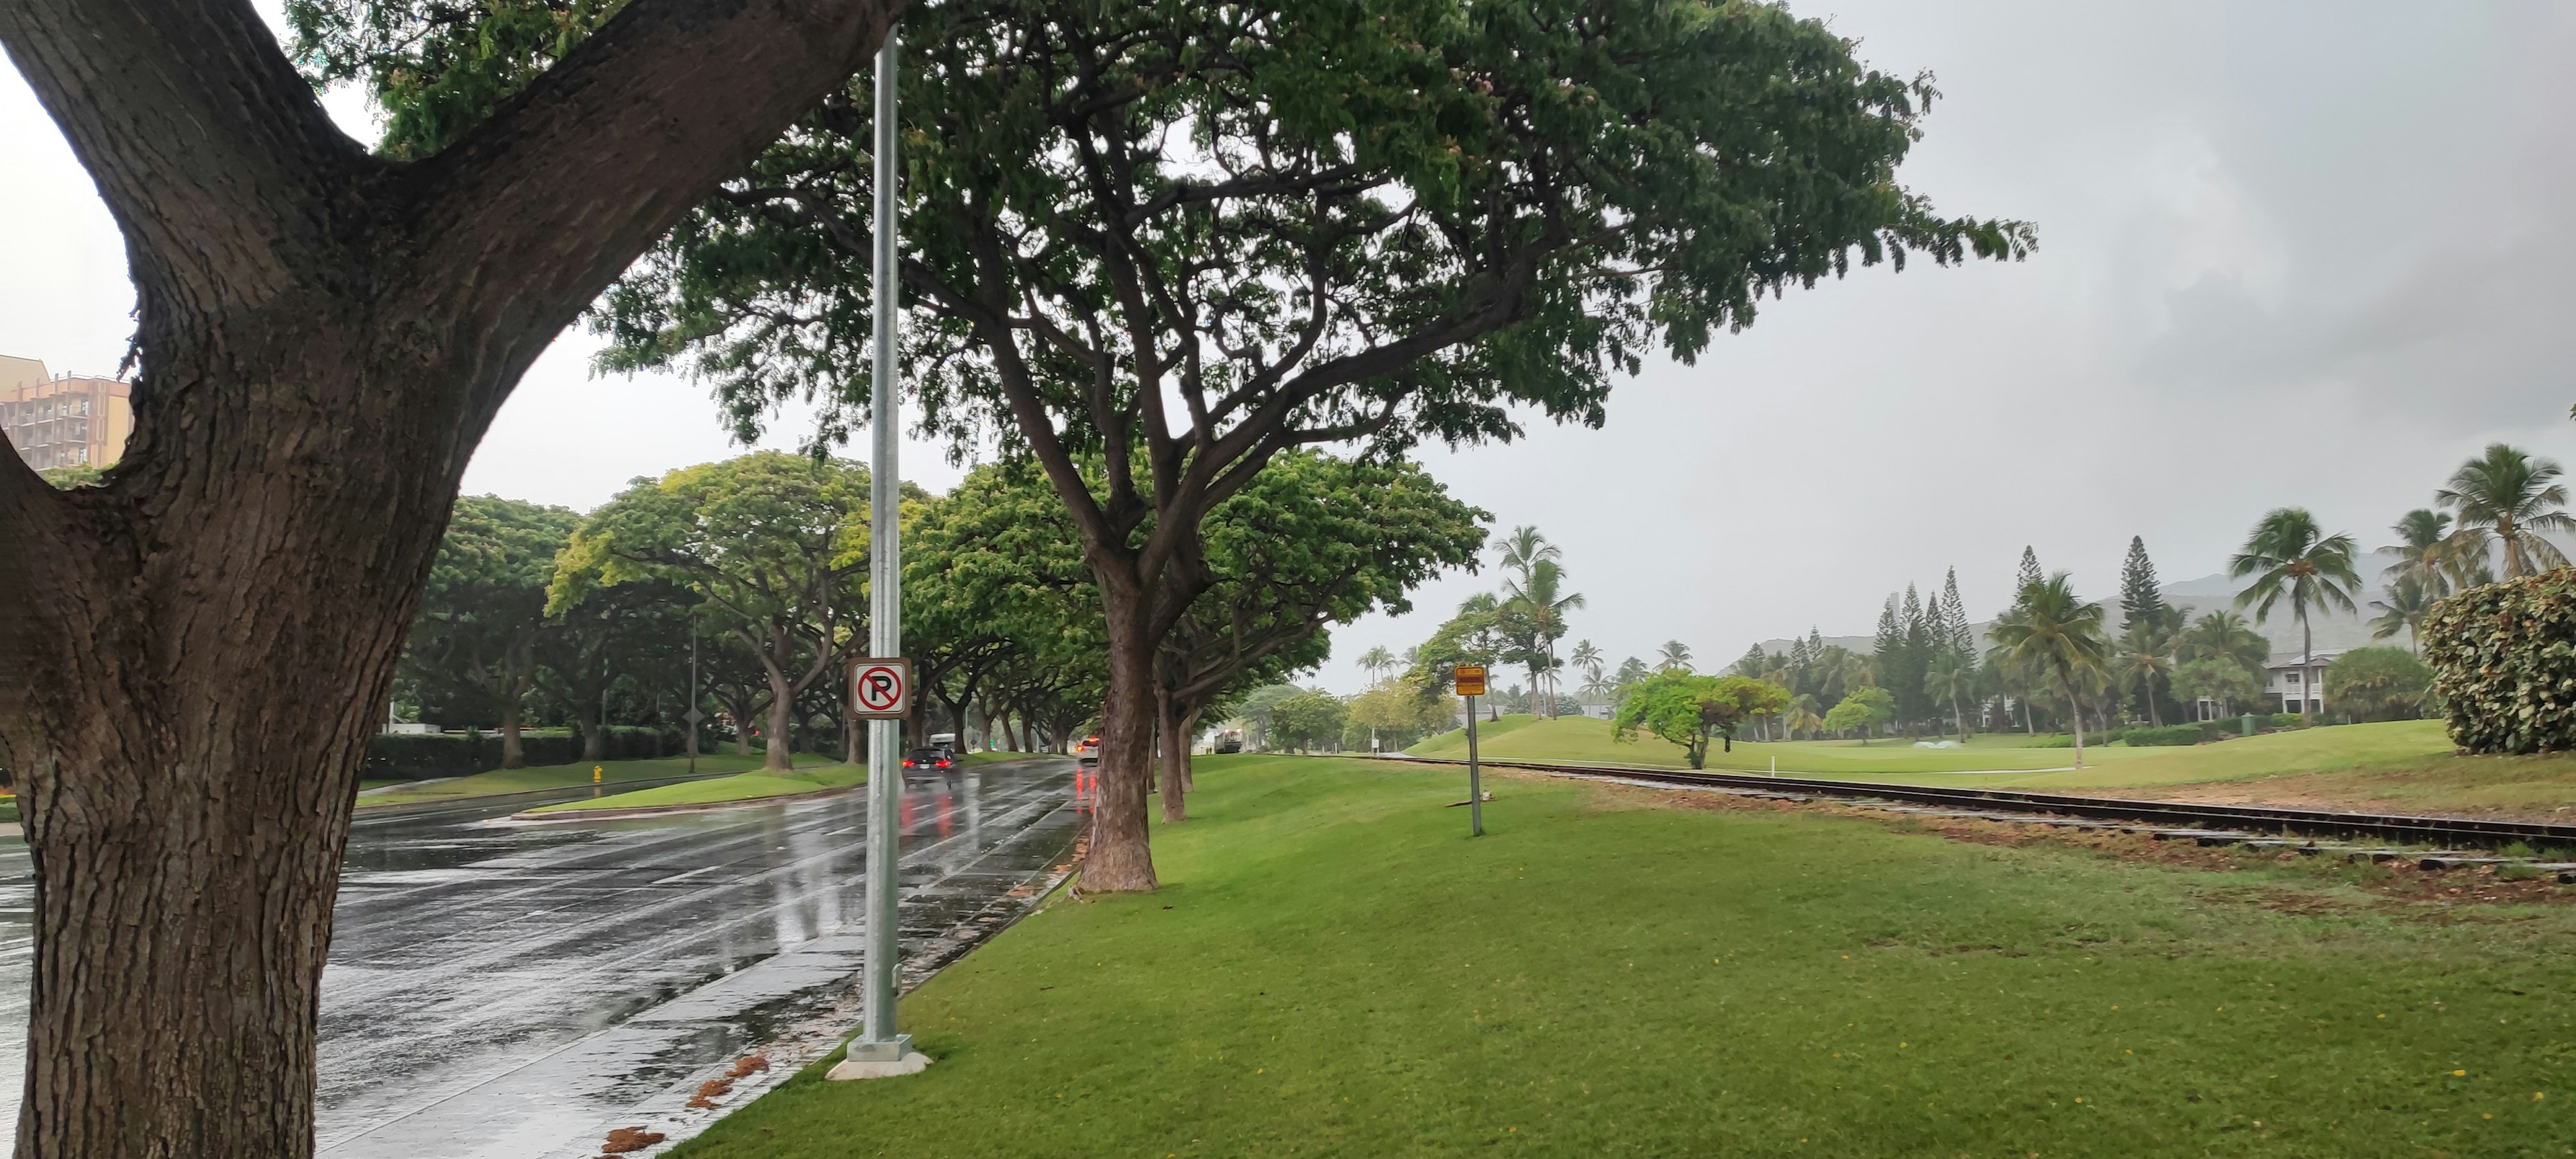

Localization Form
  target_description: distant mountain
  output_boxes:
[2159,549,2411,656]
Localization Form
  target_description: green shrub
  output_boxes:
[2326,647,2430,722]
[2422,569,2576,753]
[2267,712,2304,729]
[2118,724,2211,747]
[363,727,676,780]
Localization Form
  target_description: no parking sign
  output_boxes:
[850,658,912,719]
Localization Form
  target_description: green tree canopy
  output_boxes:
[1614,671,1790,768]
[2326,647,2431,723]
[1988,573,2110,765]
[2436,443,2573,580]
[582,0,2030,891]
[551,452,873,770]
[1268,689,1349,753]
[2171,658,2264,720]
[402,495,582,767]
[1821,685,1896,744]
[2230,506,2359,726]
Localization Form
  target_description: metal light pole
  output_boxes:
[684,625,700,776]
[847,29,912,1070]
[1465,695,1483,836]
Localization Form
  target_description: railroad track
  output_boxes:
[1392,755,2576,873]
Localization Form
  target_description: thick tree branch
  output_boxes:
[0,0,373,316]
[413,0,907,415]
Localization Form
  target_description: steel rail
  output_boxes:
[1392,755,2576,850]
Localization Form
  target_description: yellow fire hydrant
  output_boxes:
[593,765,604,784]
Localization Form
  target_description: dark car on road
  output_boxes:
[901,747,956,779]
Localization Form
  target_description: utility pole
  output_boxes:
[684,625,700,776]
[1456,665,1487,836]
[834,29,921,1079]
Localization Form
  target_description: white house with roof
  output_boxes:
[2262,650,2338,716]
[2188,650,2340,720]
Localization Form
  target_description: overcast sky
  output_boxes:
[7,2,2571,696]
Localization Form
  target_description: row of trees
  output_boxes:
[401,449,1487,794]
[400,455,1104,772]
[1697,449,2548,757]
[0,0,2027,1148]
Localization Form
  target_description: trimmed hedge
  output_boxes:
[362,726,677,781]
[2118,724,2214,747]
[2422,569,2576,753]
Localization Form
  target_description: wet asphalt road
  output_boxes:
[0,757,1080,1157]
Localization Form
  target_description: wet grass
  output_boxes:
[1405,716,2576,819]
[523,761,864,814]
[354,753,765,808]
[1409,714,2087,772]
[674,755,2576,1158]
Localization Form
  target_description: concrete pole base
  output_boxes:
[826,1052,932,1081]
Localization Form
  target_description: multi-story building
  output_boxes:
[3,355,133,473]
[2184,649,2339,720]
[2263,651,2337,716]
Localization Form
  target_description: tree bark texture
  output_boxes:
[0,1,901,1155]
[1083,587,1160,892]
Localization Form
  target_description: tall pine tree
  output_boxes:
[2117,536,2172,634]
[2015,546,2043,595]
[1940,567,1976,657]
[1896,584,1934,726]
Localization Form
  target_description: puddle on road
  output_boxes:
[0,762,1079,1158]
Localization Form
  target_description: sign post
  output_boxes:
[831,29,923,1082]
[1454,665,1487,836]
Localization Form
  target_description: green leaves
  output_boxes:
[1611,670,1788,768]
[594,0,2030,474]
[2229,508,2361,627]
[2422,570,2576,753]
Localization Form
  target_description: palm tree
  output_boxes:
[2377,508,2457,598]
[2367,573,2437,655]
[1988,573,2111,767]
[1784,694,1825,740]
[1657,640,1694,672]
[2437,443,2575,579]
[1497,525,1560,587]
[2113,621,2174,727]
[1356,645,1395,685]
[1502,558,1585,717]
[1611,656,1650,699]
[2230,507,2361,726]
[2174,610,2270,673]
[1570,639,1603,684]
[1923,655,1976,742]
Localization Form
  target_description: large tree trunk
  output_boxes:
[1085,588,1161,893]
[497,668,531,769]
[0,4,900,1153]
[578,693,606,762]
[1159,690,1190,824]
[761,663,796,771]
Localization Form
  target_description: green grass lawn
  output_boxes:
[523,760,865,815]
[1410,714,2087,773]
[675,754,2573,1158]
[356,753,765,808]
[1405,716,2576,819]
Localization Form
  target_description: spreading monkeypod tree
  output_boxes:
[589,0,2030,891]
[908,452,1485,818]
[400,496,581,768]
[551,453,876,771]
[0,1,904,1153]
